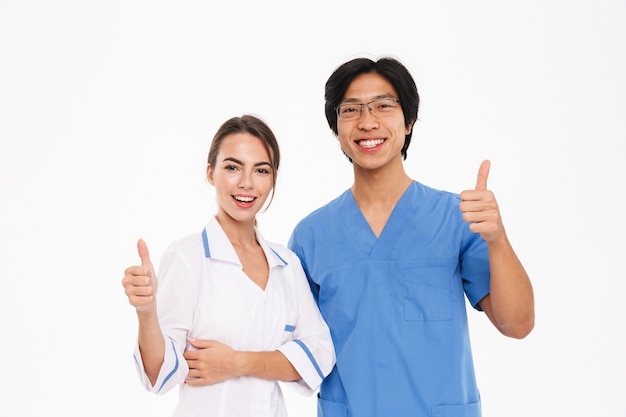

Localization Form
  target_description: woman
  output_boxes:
[122,115,335,417]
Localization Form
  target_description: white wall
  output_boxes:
[1,1,625,416]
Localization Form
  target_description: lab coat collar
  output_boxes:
[202,216,288,268]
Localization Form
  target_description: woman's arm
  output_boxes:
[122,239,165,386]
[183,339,300,386]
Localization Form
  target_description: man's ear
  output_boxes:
[406,119,415,135]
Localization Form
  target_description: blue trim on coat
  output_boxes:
[270,248,288,265]
[202,227,210,258]
[157,340,179,393]
[293,339,324,380]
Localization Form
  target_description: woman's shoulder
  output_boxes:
[261,237,299,263]
[162,230,205,260]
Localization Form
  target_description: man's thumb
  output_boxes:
[475,159,491,191]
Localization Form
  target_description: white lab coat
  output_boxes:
[133,217,335,417]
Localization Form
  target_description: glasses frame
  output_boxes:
[334,98,401,120]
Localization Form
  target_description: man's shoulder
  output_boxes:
[411,180,461,205]
[297,190,348,226]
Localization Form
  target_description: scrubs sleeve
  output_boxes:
[277,254,336,396]
[132,242,195,394]
[460,224,491,310]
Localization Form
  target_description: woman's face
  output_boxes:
[207,132,274,226]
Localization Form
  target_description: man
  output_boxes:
[287,56,534,417]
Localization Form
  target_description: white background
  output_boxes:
[1,1,625,416]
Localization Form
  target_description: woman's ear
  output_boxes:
[206,164,214,185]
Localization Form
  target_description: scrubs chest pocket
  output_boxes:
[404,266,453,321]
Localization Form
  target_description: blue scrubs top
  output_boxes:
[288,181,491,417]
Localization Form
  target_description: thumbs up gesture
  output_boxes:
[459,160,503,242]
[122,239,158,313]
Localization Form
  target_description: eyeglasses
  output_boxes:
[335,98,401,120]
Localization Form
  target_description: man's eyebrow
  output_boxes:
[341,94,396,103]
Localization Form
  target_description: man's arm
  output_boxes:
[461,160,535,338]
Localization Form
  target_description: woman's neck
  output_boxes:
[214,213,258,248]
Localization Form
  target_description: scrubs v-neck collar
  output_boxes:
[340,181,417,258]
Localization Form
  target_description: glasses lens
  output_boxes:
[337,99,399,120]
[370,99,399,116]
[337,104,361,120]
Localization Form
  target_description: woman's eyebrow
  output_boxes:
[222,157,271,167]
[221,157,243,164]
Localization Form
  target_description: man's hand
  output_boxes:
[459,160,504,242]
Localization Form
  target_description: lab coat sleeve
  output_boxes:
[132,241,196,394]
[277,254,336,396]
[133,336,189,394]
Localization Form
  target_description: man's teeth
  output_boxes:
[234,196,254,202]
[359,139,384,148]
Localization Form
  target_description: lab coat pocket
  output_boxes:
[282,309,297,343]
[431,400,481,417]
[404,266,452,321]
[317,395,348,417]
